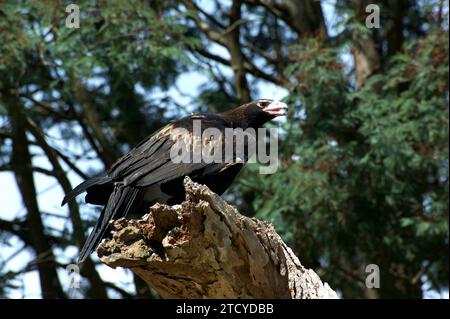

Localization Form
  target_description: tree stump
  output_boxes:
[98,177,337,299]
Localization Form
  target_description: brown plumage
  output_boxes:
[62,99,288,263]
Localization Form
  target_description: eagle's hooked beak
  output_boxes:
[263,101,288,117]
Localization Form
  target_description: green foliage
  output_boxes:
[239,27,449,297]
[0,0,194,148]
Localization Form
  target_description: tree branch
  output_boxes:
[25,115,108,298]
[183,0,252,102]
[3,91,65,298]
[194,48,289,87]
[98,177,337,299]
[71,77,118,167]
[226,0,251,103]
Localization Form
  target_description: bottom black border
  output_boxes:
[0,299,447,318]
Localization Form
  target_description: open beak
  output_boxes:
[263,101,288,117]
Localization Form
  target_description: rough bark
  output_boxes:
[98,177,337,299]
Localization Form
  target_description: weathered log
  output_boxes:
[98,177,337,299]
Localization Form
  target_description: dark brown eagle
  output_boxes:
[62,99,288,263]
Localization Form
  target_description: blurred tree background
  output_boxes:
[0,0,448,298]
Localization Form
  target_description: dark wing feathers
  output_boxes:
[61,173,111,206]
[66,114,243,263]
[78,185,139,263]
[133,162,206,187]
[108,127,173,181]
[109,116,231,187]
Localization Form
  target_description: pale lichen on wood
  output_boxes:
[98,177,337,299]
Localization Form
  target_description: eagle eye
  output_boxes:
[257,101,270,108]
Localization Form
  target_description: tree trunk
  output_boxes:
[351,0,381,90]
[227,0,251,104]
[98,177,337,299]
[25,117,108,298]
[251,0,327,38]
[4,91,65,298]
